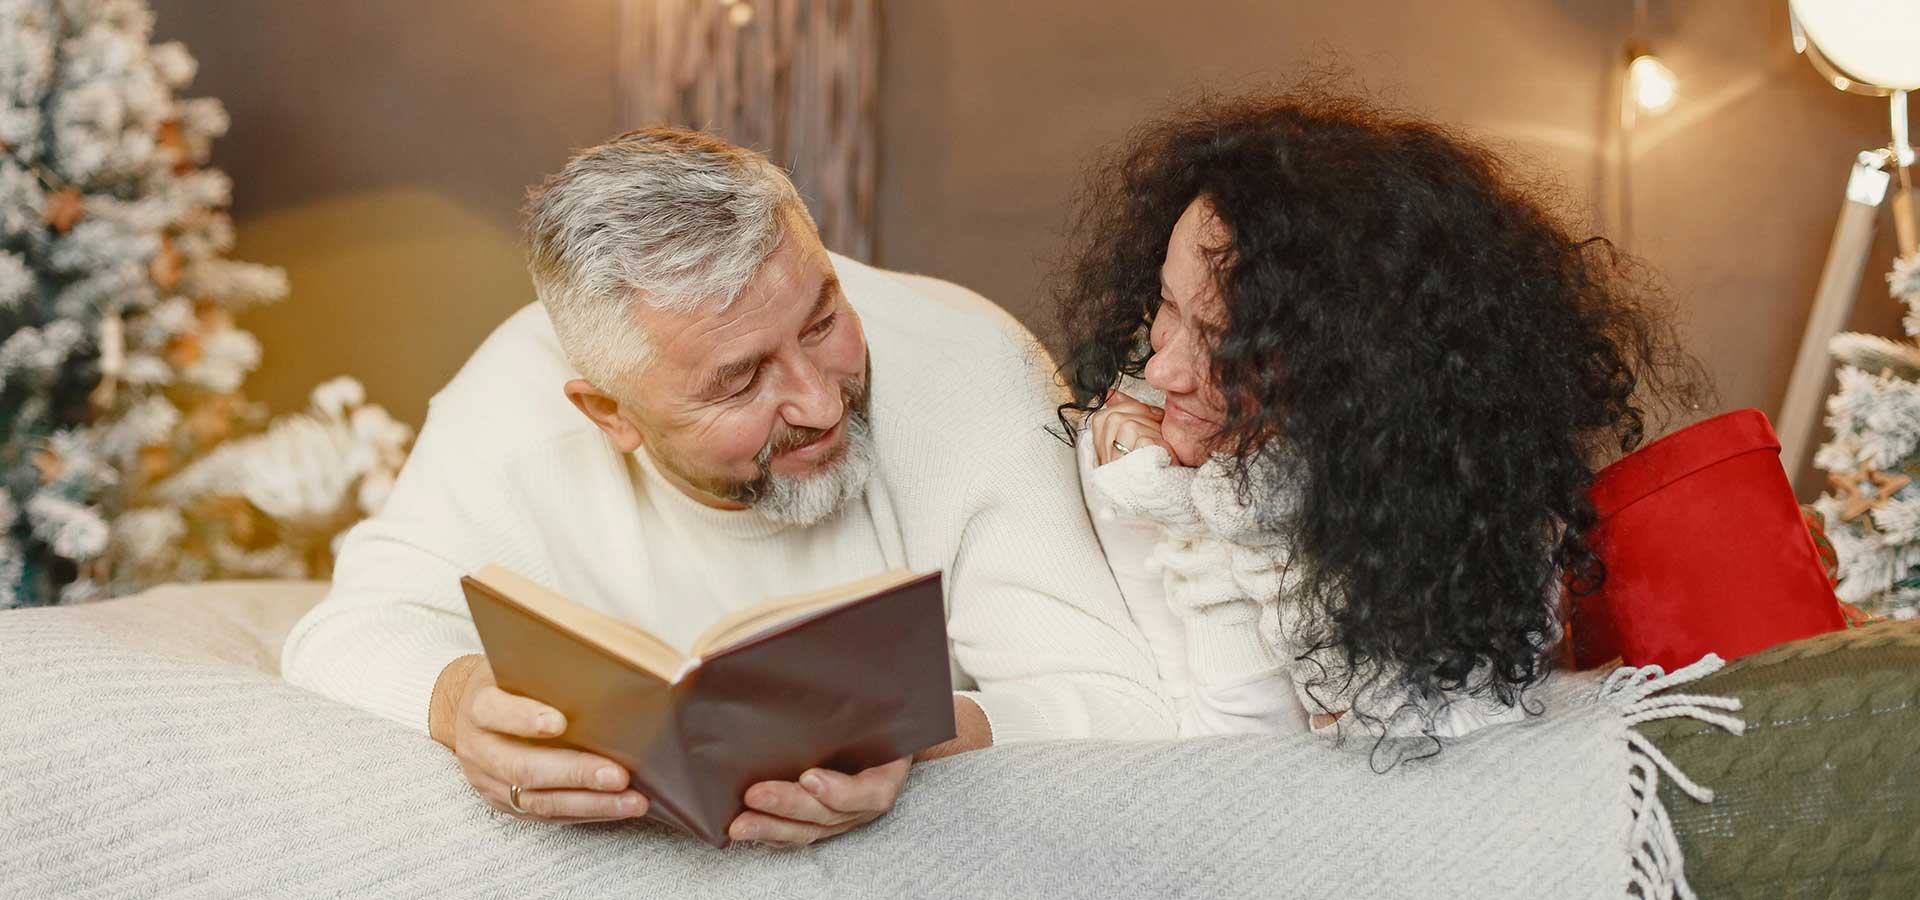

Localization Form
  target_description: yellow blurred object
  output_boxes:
[1627,54,1677,115]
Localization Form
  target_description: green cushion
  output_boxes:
[1643,618,1920,898]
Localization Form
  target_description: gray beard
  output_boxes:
[738,407,876,527]
[652,370,874,527]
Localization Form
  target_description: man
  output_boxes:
[282,129,1174,847]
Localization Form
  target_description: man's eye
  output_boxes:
[727,368,763,399]
[805,313,837,339]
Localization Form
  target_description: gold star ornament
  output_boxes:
[1830,464,1912,522]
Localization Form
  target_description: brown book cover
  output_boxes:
[459,566,956,847]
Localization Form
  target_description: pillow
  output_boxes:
[1640,617,1920,896]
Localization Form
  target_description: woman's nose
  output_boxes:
[1145,346,1197,395]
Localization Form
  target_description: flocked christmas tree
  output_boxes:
[1813,253,1920,621]
[2,0,410,608]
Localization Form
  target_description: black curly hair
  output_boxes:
[1054,85,1706,731]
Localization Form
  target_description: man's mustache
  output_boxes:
[755,376,869,462]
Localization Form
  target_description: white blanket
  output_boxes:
[0,582,1741,899]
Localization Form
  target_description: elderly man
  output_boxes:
[282,128,1173,846]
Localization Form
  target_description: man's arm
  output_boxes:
[942,425,1178,743]
[874,267,1177,744]
[281,412,502,731]
[282,404,645,823]
[916,695,992,760]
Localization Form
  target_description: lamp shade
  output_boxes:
[1791,0,1920,93]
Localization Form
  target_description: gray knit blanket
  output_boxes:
[0,582,1742,899]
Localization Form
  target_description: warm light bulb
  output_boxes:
[727,2,755,26]
[1628,54,1677,114]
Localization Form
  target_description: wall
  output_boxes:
[150,0,623,427]
[874,1,1904,495]
[154,1,1903,495]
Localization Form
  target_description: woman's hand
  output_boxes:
[1091,390,1171,465]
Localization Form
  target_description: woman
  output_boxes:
[1056,88,1703,741]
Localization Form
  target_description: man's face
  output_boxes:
[615,216,871,511]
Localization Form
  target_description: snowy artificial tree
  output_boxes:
[2,0,408,607]
[1812,254,1920,621]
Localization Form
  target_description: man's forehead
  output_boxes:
[639,253,838,377]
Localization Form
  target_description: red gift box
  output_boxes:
[1569,409,1846,670]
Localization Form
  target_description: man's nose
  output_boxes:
[782,360,844,430]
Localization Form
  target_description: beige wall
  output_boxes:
[151,0,622,428]
[156,1,1903,496]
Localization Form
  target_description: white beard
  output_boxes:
[751,409,876,527]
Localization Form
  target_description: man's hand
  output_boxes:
[730,757,910,848]
[1091,390,1169,465]
[728,696,991,847]
[429,654,649,823]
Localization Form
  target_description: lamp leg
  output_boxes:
[1778,157,1891,485]
[1893,90,1917,256]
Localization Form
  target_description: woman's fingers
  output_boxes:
[1093,405,1170,464]
[1111,417,1170,456]
[1094,410,1161,464]
[1106,390,1163,418]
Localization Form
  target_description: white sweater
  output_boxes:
[282,255,1175,745]
[1080,441,1530,740]
[1080,441,1311,736]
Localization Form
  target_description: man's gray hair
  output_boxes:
[522,128,811,390]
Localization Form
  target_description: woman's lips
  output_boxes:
[1163,399,1218,427]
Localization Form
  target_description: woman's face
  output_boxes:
[1144,197,1231,466]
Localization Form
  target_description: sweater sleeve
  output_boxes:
[1085,445,1309,736]
[280,402,536,733]
[943,431,1178,744]
[1302,654,1533,740]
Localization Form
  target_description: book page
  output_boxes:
[689,569,926,658]
[471,565,687,681]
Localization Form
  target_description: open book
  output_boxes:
[460,565,956,847]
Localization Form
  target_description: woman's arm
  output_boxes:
[1080,438,1310,736]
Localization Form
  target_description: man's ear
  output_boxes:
[563,378,645,453]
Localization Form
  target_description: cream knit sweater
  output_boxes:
[1082,441,1531,740]
[282,255,1175,744]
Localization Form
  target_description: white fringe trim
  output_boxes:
[1599,654,1747,900]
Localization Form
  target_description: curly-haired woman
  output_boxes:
[1059,88,1704,742]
